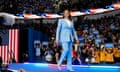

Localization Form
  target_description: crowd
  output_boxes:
[0,0,55,14]
[0,0,120,14]
[74,14,120,64]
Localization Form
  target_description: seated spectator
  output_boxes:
[80,46,87,64]
[44,46,54,62]
[105,48,114,63]
[100,47,106,63]
[72,46,81,65]
[91,48,100,64]
[85,46,94,64]
[54,46,61,63]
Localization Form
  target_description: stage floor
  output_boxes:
[8,63,120,72]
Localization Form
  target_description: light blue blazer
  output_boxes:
[56,19,78,42]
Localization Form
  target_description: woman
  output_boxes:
[55,9,79,71]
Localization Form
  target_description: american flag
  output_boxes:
[0,29,19,64]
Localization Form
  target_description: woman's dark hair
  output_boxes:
[63,9,72,21]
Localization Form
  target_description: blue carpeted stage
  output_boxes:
[8,63,120,72]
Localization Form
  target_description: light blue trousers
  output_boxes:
[58,42,72,68]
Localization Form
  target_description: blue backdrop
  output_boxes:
[27,28,48,62]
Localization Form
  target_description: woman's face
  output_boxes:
[64,10,70,18]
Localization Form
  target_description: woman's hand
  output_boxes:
[54,40,59,47]
[76,40,79,44]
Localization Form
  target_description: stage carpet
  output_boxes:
[8,63,120,72]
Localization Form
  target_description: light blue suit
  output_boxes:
[56,19,78,69]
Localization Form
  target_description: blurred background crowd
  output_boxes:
[0,0,120,14]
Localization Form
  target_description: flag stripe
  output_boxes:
[0,46,8,64]
[9,29,12,59]
[16,29,19,62]
[5,45,8,64]
[2,46,4,63]
[14,29,18,62]
[12,29,14,57]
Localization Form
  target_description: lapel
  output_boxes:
[63,19,68,26]
[62,19,73,27]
